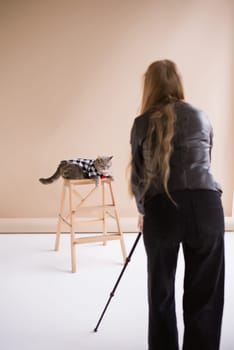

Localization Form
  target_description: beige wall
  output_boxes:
[0,0,233,221]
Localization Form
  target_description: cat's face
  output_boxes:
[94,156,113,175]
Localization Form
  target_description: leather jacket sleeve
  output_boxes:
[130,120,145,214]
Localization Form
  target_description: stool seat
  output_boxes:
[55,178,127,272]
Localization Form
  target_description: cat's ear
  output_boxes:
[109,156,113,160]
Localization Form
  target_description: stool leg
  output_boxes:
[102,181,107,246]
[114,208,127,262]
[55,182,67,251]
[108,182,127,262]
[69,183,76,273]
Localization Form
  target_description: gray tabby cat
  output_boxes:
[39,156,113,186]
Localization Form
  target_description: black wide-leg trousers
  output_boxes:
[143,190,225,350]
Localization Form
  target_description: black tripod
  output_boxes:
[93,232,142,332]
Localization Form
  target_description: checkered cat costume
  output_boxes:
[68,158,102,178]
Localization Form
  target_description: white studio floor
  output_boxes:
[0,232,234,350]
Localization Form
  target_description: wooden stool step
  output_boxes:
[55,178,127,272]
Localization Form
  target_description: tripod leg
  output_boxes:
[93,232,142,332]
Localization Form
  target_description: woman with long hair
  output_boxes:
[130,60,225,350]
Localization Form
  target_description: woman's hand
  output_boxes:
[138,214,144,233]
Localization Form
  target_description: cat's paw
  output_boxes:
[95,176,101,187]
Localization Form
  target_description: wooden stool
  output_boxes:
[55,178,127,272]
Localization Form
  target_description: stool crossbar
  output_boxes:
[55,178,127,272]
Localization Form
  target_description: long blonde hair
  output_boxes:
[131,59,184,202]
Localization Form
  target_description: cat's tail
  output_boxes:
[39,176,57,184]
[39,161,66,185]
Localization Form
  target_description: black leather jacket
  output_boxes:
[130,101,222,214]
